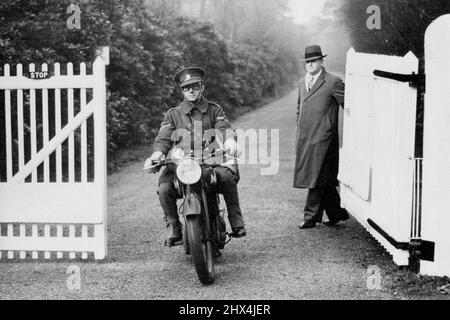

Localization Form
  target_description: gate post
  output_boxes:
[421,14,450,276]
[93,57,108,260]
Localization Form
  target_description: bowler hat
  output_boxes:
[303,45,327,62]
[174,67,205,87]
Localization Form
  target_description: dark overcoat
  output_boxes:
[293,69,345,189]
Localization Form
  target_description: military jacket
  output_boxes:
[153,97,236,156]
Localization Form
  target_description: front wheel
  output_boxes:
[183,219,190,255]
[186,215,214,285]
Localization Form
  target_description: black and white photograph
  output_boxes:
[1,0,450,306]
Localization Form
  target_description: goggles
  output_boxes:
[181,82,202,92]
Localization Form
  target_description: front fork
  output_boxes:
[182,185,213,241]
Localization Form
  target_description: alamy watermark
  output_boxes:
[66,265,81,291]
[67,4,81,30]
[164,121,280,176]
[366,265,382,290]
[367,5,381,30]
[65,3,383,31]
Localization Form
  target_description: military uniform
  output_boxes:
[153,92,245,232]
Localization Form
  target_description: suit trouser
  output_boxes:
[158,166,245,229]
[304,186,345,223]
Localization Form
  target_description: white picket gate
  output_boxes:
[0,56,107,260]
[339,48,419,266]
[340,14,450,277]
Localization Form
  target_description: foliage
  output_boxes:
[146,0,305,113]
[0,0,303,172]
[333,0,450,58]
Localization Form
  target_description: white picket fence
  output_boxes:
[339,48,418,266]
[0,57,107,260]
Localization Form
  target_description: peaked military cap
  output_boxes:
[303,45,327,62]
[174,67,205,87]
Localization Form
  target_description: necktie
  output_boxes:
[308,77,314,92]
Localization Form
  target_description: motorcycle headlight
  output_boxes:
[176,158,202,185]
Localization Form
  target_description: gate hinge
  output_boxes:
[373,70,425,88]
[409,238,435,262]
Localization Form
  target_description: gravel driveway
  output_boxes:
[0,91,426,300]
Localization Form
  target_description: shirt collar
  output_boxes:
[180,97,209,114]
[306,67,323,81]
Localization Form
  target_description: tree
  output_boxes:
[1,0,307,173]
[335,0,450,58]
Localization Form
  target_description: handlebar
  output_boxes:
[142,148,238,173]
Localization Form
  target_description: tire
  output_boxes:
[183,220,190,255]
[186,215,214,285]
[215,210,227,250]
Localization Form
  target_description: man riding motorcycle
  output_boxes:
[144,67,247,247]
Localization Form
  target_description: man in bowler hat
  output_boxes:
[293,45,349,229]
[144,67,247,246]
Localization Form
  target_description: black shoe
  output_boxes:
[324,210,349,226]
[341,209,349,221]
[232,227,247,238]
[299,221,316,229]
[164,222,182,247]
[323,219,339,226]
[214,247,222,258]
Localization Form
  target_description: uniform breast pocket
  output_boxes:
[202,116,213,131]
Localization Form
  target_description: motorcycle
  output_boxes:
[143,144,236,285]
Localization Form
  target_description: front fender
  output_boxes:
[183,191,202,216]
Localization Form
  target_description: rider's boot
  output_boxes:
[159,182,183,247]
[164,221,183,247]
[231,226,247,238]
